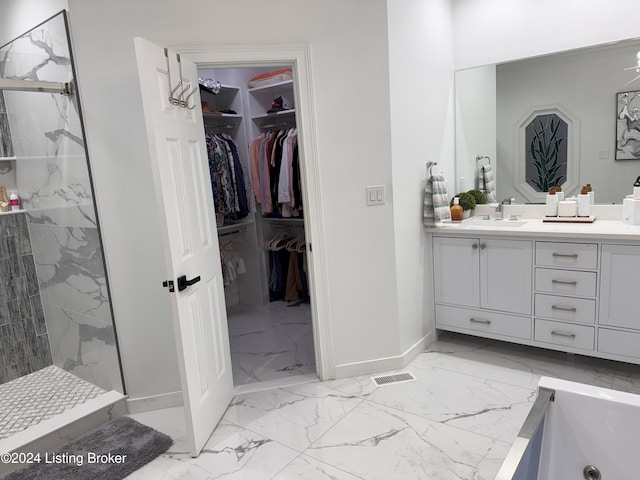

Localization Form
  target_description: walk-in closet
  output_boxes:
[197,66,316,389]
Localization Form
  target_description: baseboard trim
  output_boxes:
[126,390,183,414]
[333,331,434,379]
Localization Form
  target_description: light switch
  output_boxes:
[366,185,385,206]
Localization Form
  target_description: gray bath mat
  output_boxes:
[5,416,172,480]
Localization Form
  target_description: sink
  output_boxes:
[467,219,527,227]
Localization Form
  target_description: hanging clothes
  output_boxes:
[206,133,251,221]
[219,240,247,286]
[249,128,302,218]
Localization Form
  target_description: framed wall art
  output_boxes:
[616,90,640,160]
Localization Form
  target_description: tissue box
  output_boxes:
[623,197,640,224]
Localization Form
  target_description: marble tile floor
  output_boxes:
[0,365,106,440]
[127,332,640,479]
[227,302,316,387]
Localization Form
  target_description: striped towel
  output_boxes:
[482,165,497,203]
[423,174,451,226]
[477,166,485,192]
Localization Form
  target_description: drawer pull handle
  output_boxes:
[472,243,478,250]
[552,279,578,286]
[480,243,486,249]
[469,318,491,325]
[551,330,576,339]
[552,253,578,258]
[551,305,577,312]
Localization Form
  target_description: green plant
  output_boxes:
[450,192,476,211]
[467,189,487,205]
[528,116,566,191]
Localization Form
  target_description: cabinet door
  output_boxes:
[600,244,640,330]
[433,236,480,307]
[480,239,533,314]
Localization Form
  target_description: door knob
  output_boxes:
[177,274,201,292]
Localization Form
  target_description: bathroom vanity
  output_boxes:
[429,216,640,364]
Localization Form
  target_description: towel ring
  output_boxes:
[475,155,491,166]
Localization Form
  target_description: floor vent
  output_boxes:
[371,372,416,387]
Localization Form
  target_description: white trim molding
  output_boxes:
[333,331,434,379]
[126,390,183,414]
[177,43,335,381]
[514,104,580,202]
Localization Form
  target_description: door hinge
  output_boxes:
[162,280,175,292]
[309,242,312,252]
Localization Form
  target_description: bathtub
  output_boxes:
[497,376,640,480]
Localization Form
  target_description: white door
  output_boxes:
[134,37,234,457]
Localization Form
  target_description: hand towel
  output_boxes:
[424,174,451,226]
[482,165,497,203]
[477,165,485,192]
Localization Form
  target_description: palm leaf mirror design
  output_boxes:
[525,113,568,192]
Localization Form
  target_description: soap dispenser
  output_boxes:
[578,186,591,217]
[450,197,464,222]
[623,176,640,224]
[545,187,558,217]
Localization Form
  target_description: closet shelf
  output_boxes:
[203,113,242,120]
[217,220,253,234]
[0,157,16,161]
[200,84,240,94]
[247,79,293,94]
[262,218,304,226]
[252,110,296,122]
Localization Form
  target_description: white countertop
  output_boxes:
[428,218,640,241]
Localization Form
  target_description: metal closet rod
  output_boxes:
[0,78,72,95]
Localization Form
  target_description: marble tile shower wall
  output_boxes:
[0,213,51,385]
[1,13,123,393]
[0,92,16,189]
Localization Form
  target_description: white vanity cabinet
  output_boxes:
[430,222,640,365]
[433,236,532,313]
[598,244,640,360]
[533,241,598,352]
[433,236,533,340]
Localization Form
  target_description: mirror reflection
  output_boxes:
[455,38,640,205]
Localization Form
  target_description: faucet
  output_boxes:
[495,198,515,220]
[495,203,503,220]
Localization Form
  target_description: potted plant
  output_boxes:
[466,189,487,206]
[450,192,476,219]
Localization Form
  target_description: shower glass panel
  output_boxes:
[0,11,123,395]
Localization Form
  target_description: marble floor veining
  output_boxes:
[127,332,640,479]
[227,302,316,387]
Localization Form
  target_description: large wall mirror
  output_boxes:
[455,38,640,205]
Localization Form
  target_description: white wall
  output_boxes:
[0,0,67,47]
[453,0,640,70]
[64,0,405,396]
[387,0,454,353]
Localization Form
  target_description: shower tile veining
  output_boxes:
[227,302,315,386]
[0,365,105,439]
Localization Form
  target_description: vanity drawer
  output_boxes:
[534,294,596,324]
[535,242,598,270]
[598,328,640,360]
[534,318,594,351]
[535,268,597,297]
[436,304,531,340]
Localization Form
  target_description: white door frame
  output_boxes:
[178,43,334,381]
